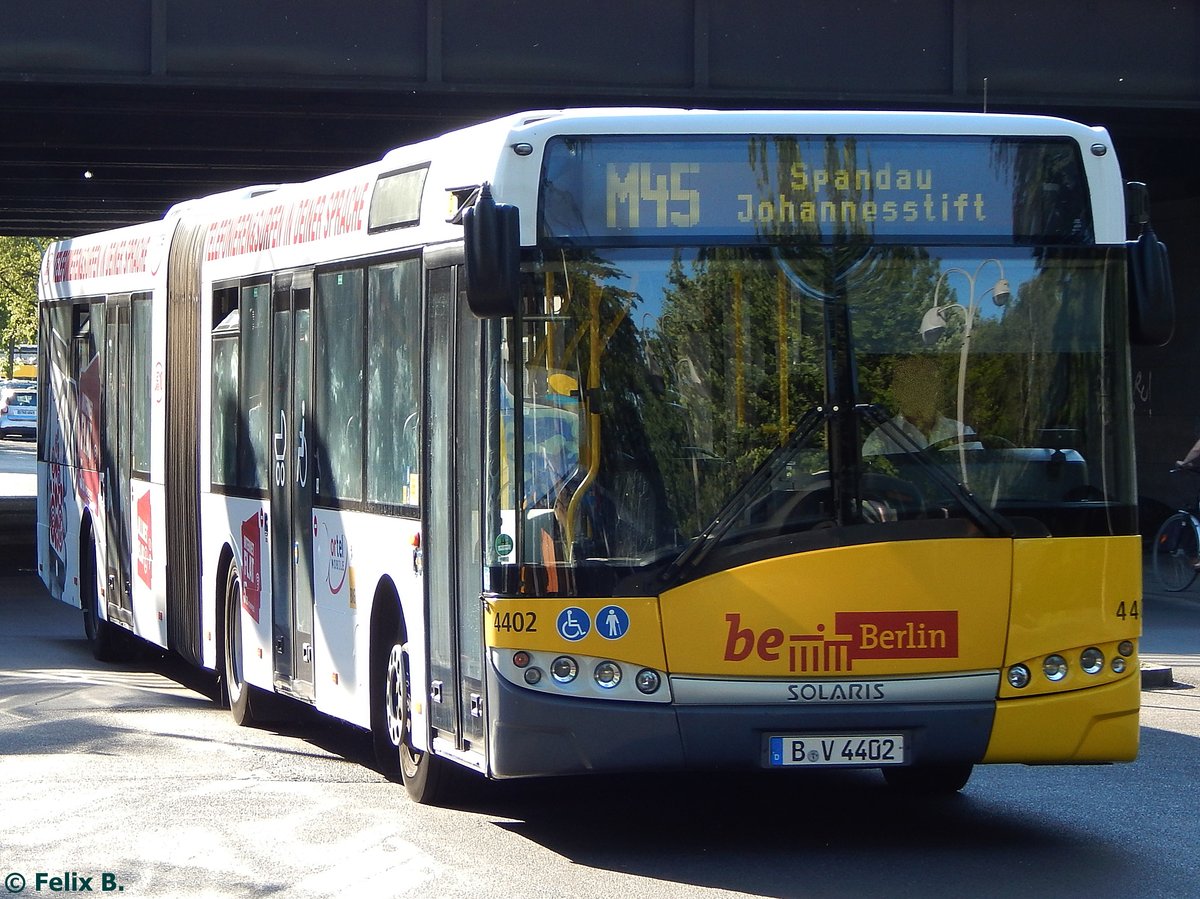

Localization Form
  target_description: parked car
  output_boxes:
[0,379,36,404]
[0,387,36,438]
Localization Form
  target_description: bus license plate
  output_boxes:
[768,734,905,767]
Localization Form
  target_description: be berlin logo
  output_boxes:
[5,871,125,893]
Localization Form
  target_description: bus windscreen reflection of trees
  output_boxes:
[517,256,678,568]
[519,245,952,565]
[938,253,1105,452]
[651,247,948,537]
[521,247,1117,568]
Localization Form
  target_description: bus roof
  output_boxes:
[39,107,1128,301]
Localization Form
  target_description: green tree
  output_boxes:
[0,236,50,377]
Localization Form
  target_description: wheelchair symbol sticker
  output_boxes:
[557,607,591,642]
[598,605,630,640]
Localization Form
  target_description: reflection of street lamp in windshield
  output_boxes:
[918,260,1010,486]
[919,261,1010,344]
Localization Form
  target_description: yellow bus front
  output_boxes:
[478,118,1142,789]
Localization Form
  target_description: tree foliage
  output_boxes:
[0,236,49,375]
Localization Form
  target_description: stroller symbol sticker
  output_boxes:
[598,605,630,640]
[557,607,590,642]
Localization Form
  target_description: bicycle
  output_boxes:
[1151,467,1200,591]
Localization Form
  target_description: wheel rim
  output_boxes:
[1166,551,1186,590]
[384,642,425,779]
[1155,517,1198,592]
[1170,546,1197,590]
[385,643,406,748]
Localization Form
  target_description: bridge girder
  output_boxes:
[0,1,1197,236]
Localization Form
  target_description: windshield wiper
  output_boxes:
[858,404,1014,538]
[660,406,826,584]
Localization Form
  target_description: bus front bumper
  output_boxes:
[485,669,995,779]
[983,672,1140,763]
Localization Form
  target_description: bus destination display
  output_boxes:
[539,135,1092,245]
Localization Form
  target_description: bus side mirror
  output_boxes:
[1126,182,1175,347]
[464,183,520,318]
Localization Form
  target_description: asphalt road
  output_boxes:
[2,441,1198,897]
[0,439,36,569]
[2,564,1199,898]
[0,436,35,495]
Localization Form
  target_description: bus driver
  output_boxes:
[862,355,975,455]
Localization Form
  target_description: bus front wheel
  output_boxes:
[380,633,446,804]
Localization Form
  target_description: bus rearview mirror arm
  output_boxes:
[464,183,521,318]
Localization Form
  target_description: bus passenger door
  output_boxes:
[269,272,315,699]
[424,259,486,762]
[102,298,134,628]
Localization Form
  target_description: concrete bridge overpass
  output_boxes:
[1,0,1198,517]
[0,1,1197,236]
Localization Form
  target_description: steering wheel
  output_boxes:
[765,472,925,531]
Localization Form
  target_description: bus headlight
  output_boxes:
[1043,654,1068,682]
[1080,648,1104,675]
[593,661,622,689]
[1007,664,1031,689]
[635,668,661,694]
[523,667,543,685]
[550,656,578,684]
[1112,657,1127,674]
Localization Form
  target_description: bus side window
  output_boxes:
[239,282,271,492]
[315,268,365,502]
[210,286,239,487]
[366,259,420,507]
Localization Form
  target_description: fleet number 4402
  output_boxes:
[493,611,538,633]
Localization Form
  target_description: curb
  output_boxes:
[1141,665,1175,689]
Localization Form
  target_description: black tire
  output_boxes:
[882,764,973,795]
[370,612,403,782]
[80,532,127,662]
[371,613,449,803]
[1152,512,1199,592]
[223,562,256,726]
[393,641,450,803]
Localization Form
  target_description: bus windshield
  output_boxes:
[493,244,1134,589]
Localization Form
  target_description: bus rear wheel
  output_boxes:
[223,563,255,726]
[81,534,127,662]
[379,633,447,804]
[882,764,973,794]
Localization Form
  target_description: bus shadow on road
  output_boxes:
[470,766,1144,895]
[475,770,1111,891]
[460,724,1196,895]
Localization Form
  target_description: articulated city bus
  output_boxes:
[10,344,37,379]
[37,109,1172,802]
